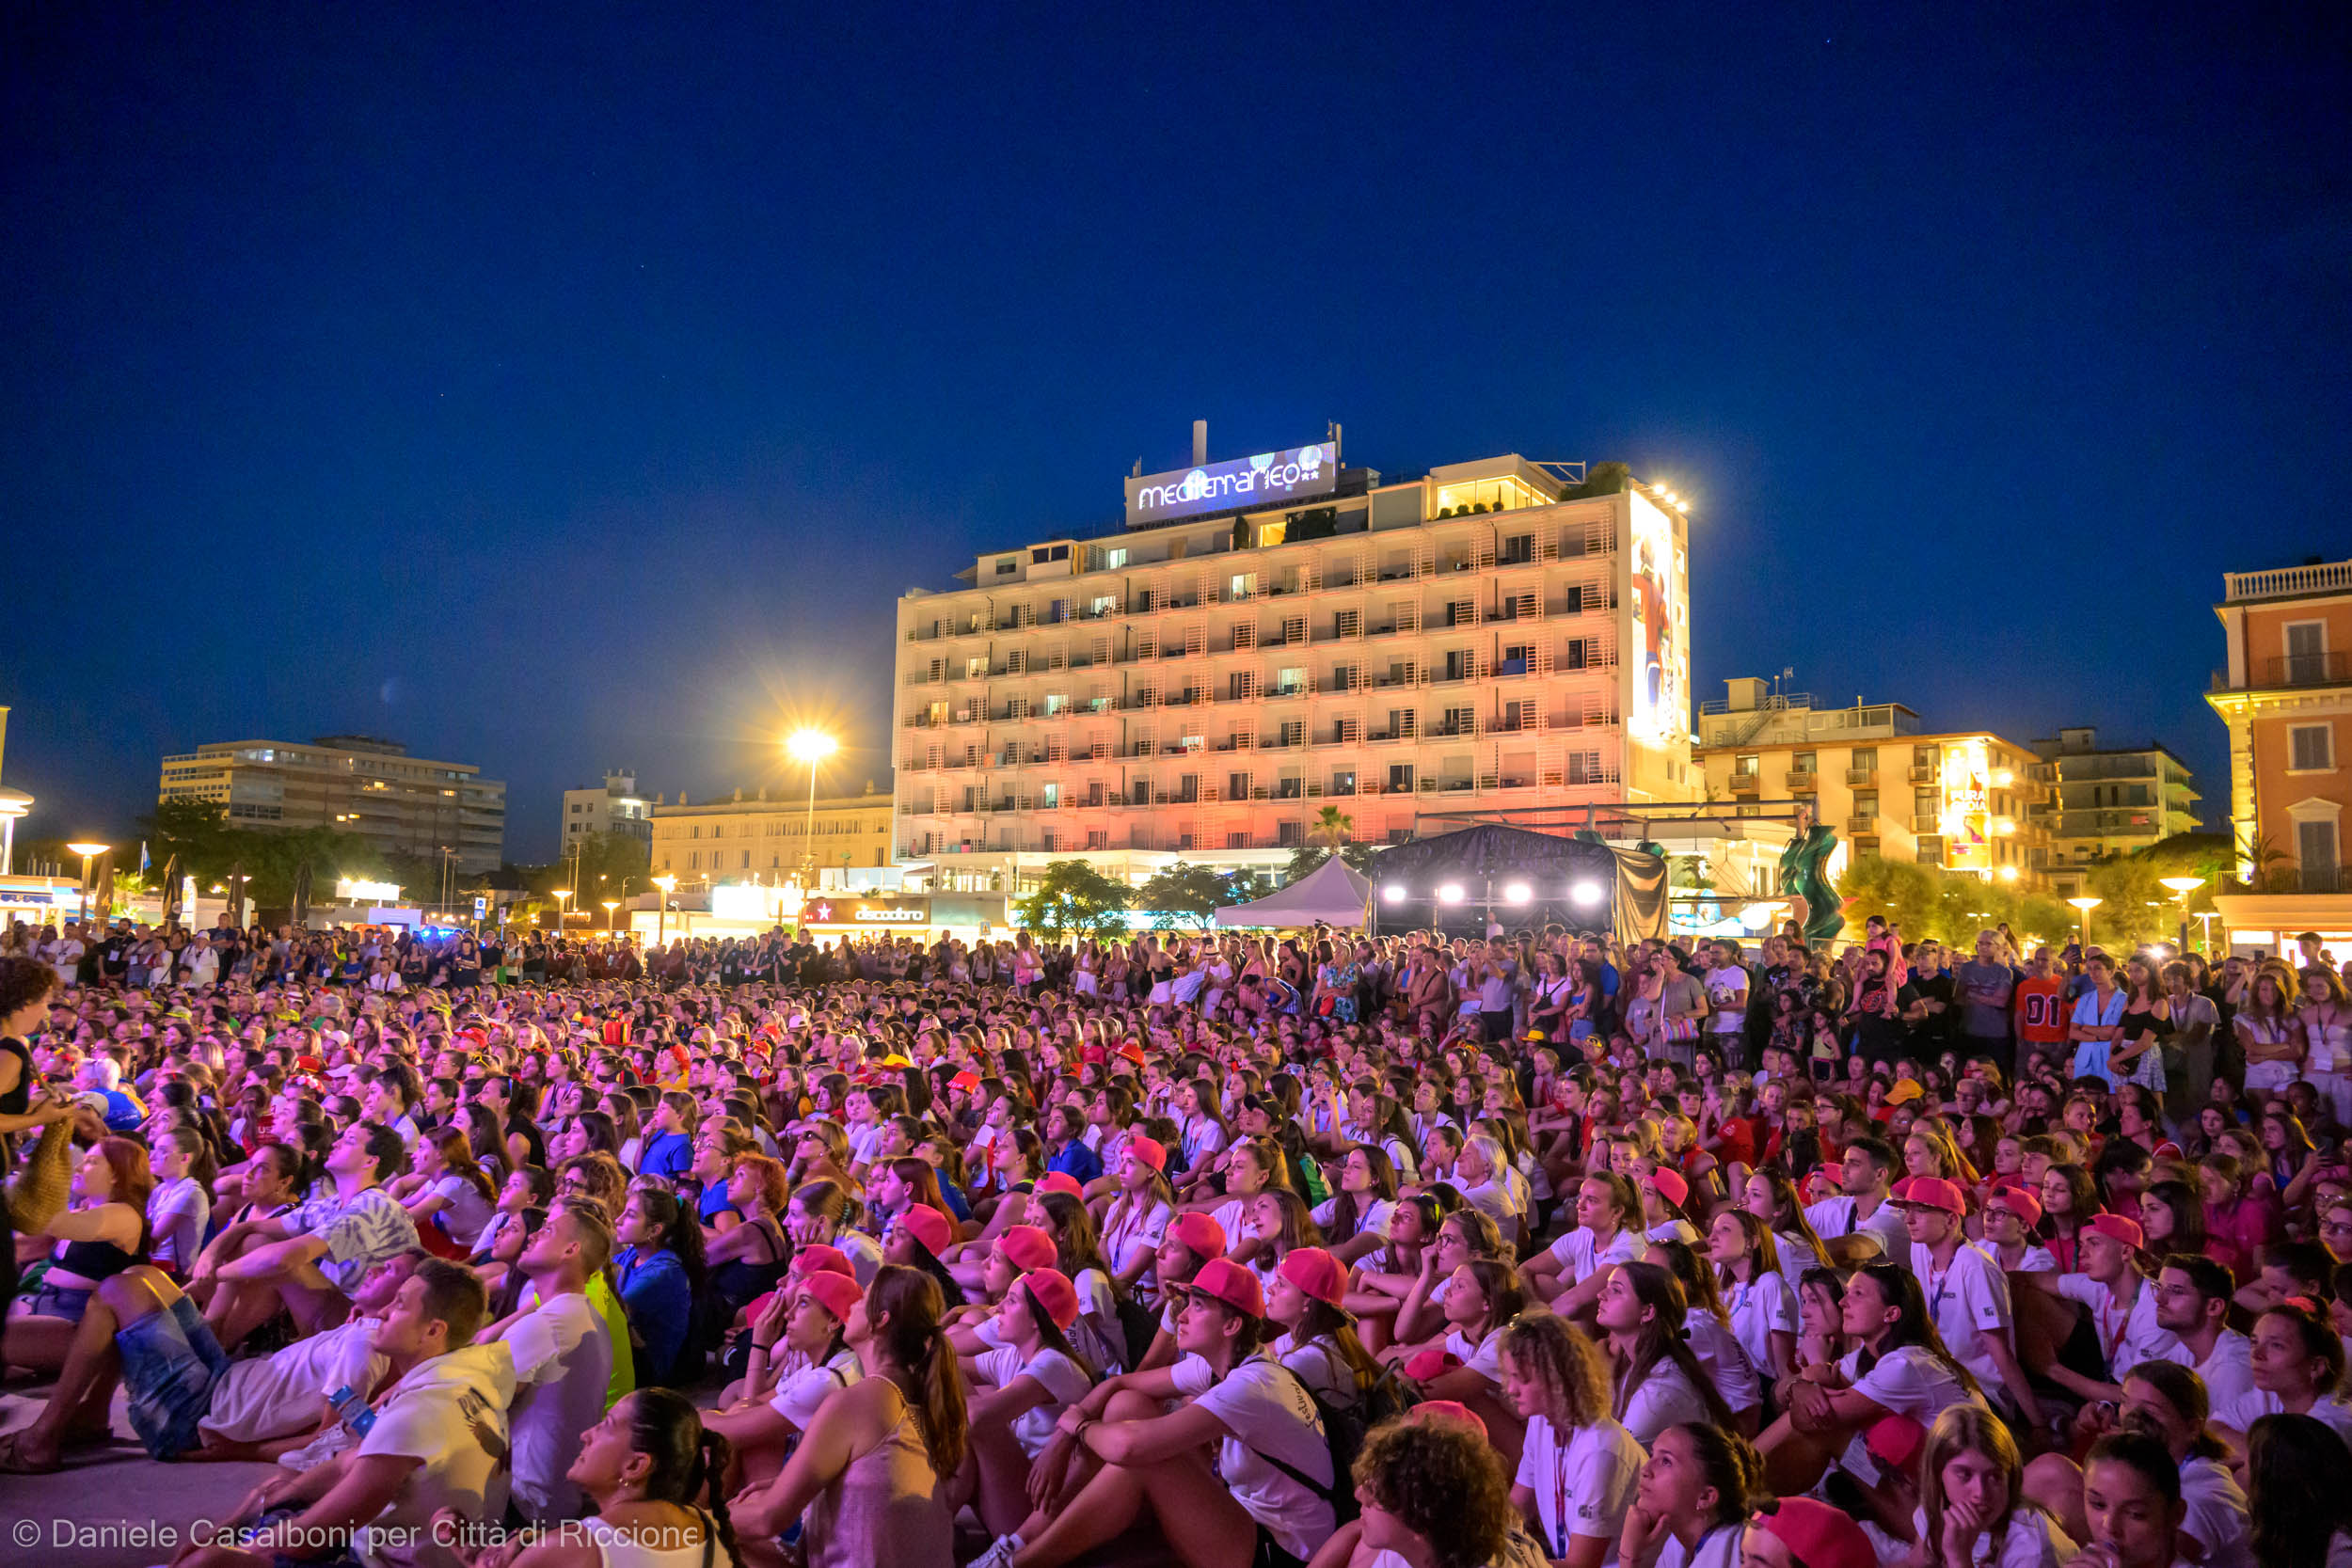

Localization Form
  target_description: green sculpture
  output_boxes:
[1777,822,1843,946]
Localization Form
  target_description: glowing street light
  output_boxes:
[786,728,839,881]
[653,873,677,945]
[551,888,573,924]
[68,841,109,924]
[2066,895,2102,949]
[1503,881,1532,905]
[2159,875,2206,953]
[601,898,620,930]
[0,785,32,877]
[1437,883,1465,905]
[1380,884,1405,904]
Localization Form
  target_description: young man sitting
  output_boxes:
[193,1121,421,1348]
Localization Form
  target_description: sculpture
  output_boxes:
[1777,821,1844,946]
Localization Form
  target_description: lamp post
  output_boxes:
[786,728,838,887]
[601,898,619,931]
[68,841,110,925]
[551,888,572,928]
[2158,875,2205,955]
[2065,895,2102,953]
[653,873,676,946]
[0,786,31,876]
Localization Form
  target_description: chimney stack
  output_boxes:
[1192,420,1208,467]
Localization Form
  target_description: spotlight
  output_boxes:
[1437,883,1465,905]
[1570,881,1604,907]
[1381,885,1406,904]
[1503,881,1531,904]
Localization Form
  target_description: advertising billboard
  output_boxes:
[1626,492,1689,749]
[1124,442,1336,527]
[1938,739,1993,871]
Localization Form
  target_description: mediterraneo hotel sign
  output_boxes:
[1124,441,1337,527]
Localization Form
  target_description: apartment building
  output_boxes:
[651,786,895,882]
[2206,556,2352,956]
[1694,680,2052,888]
[157,734,507,873]
[892,443,1697,891]
[562,770,653,848]
[2026,727,2200,881]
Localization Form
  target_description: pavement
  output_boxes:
[0,1387,278,1568]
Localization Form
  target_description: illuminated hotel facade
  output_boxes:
[891,437,1700,894]
[156,735,507,874]
[1693,681,2054,891]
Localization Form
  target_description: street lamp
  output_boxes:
[601,898,619,931]
[0,786,31,877]
[68,841,110,924]
[653,873,676,945]
[2159,875,2205,955]
[786,728,838,885]
[2066,895,2102,950]
[551,888,573,926]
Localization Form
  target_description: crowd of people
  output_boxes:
[5,907,2352,1568]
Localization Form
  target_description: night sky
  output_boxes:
[7,6,2348,864]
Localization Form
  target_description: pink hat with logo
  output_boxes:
[1167,1212,1227,1260]
[1021,1267,1081,1330]
[1891,1177,1966,1215]
[895,1205,952,1257]
[1125,1135,1168,1172]
[996,1225,1057,1271]
[1278,1246,1348,1308]
[1187,1257,1264,1318]
[1650,1167,1690,1208]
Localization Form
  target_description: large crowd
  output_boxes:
[5,909,2352,1568]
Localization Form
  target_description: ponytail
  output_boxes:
[693,1429,741,1567]
[868,1263,969,1478]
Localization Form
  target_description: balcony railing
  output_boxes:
[1846,767,1878,786]
[1787,768,1817,791]
[2224,561,2352,602]
[2230,865,2344,895]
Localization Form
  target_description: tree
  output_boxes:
[1833,854,2074,949]
[1015,860,1132,940]
[1285,805,1375,879]
[1135,862,1232,927]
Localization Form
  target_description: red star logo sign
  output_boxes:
[812,901,833,921]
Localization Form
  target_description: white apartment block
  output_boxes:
[892,446,1697,891]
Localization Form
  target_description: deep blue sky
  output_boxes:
[6,6,2348,863]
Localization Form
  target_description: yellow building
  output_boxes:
[650,785,895,883]
[1694,680,2052,889]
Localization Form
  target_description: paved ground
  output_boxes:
[0,1388,278,1568]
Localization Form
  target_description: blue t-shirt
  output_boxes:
[937,1178,971,1222]
[639,1131,693,1180]
[615,1245,693,1386]
[697,1181,740,1226]
[1597,961,1621,999]
[1047,1140,1103,1186]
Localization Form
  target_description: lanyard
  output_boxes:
[2101,1286,2137,1366]
[1551,1436,1574,1558]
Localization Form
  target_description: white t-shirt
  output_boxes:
[834,1227,884,1286]
[427,1175,495,1251]
[199,1317,386,1444]
[1907,1504,2074,1567]
[1168,1352,1335,1560]
[1804,1194,1910,1261]
[2215,1390,2352,1446]
[1213,1197,1251,1254]
[1723,1270,1800,1380]
[978,1343,1093,1458]
[1274,1330,1361,1408]
[1513,1414,1644,1558]
[2156,1329,2257,1415]
[501,1290,614,1524]
[1685,1310,1761,1415]
[1833,1344,1985,1478]
[1618,1357,1709,1447]
[1656,1528,1743,1568]
[2053,1274,2177,1384]
[1547,1225,1645,1282]
[1911,1241,2019,1405]
[2178,1455,2255,1568]
[1443,1323,1506,1386]
[1311,1195,1395,1243]
[353,1343,515,1568]
[1103,1196,1172,1278]
[768,1346,861,1431]
[148,1176,211,1274]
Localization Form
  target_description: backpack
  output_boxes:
[1243,1355,1423,1525]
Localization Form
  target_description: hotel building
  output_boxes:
[562,770,654,849]
[2026,727,2201,891]
[891,439,1698,894]
[156,735,507,873]
[650,786,896,883]
[1693,680,2053,889]
[2206,555,2352,957]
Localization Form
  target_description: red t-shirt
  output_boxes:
[2014,976,2070,1046]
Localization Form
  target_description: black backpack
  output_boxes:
[1243,1355,1422,1525]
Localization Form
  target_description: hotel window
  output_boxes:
[2298,818,2339,872]
[2291,723,2334,771]
[1733,753,1759,777]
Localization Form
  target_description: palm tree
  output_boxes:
[1309,805,1355,849]
[1288,806,1374,880]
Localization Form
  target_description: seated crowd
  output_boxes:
[4,913,2352,1568]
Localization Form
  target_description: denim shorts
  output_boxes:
[21,1282,92,1322]
[117,1293,231,1459]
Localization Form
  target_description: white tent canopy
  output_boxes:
[1213,855,1373,928]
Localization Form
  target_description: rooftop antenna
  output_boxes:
[1132,458,1142,477]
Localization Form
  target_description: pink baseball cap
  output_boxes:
[798,1270,865,1323]
[1037,1171,1084,1198]
[1984,1184,2042,1229]
[1278,1246,1348,1308]
[1125,1135,1168,1172]
[1187,1257,1264,1318]
[1021,1267,1081,1330]
[790,1243,854,1280]
[2085,1213,2145,1251]
[996,1225,1057,1272]
[1167,1212,1227,1260]
[1757,1497,1875,1568]
[1407,1399,1487,1440]
[895,1205,952,1257]
[1891,1177,1966,1215]
[1650,1167,1690,1208]
[1866,1414,1928,1473]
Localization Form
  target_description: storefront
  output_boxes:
[798,893,1009,942]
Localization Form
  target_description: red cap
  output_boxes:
[895,1205,952,1257]
[1187,1257,1264,1318]
[1985,1185,2042,1229]
[790,1243,854,1280]
[1403,1347,1464,1381]
[799,1270,865,1323]
[1021,1267,1081,1330]
[1866,1414,1927,1473]
[2086,1213,2145,1251]
[1125,1135,1168,1173]
[1650,1167,1690,1208]
[1278,1246,1348,1308]
[1891,1177,1966,1215]
[1407,1399,1487,1440]
[1758,1498,1875,1568]
[1167,1212,1227,1260]
[950,1071,981,1093]
[1037,1171,1084,1198]
[996,1225,1057,1272]
[1117,1041,1146,1066]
